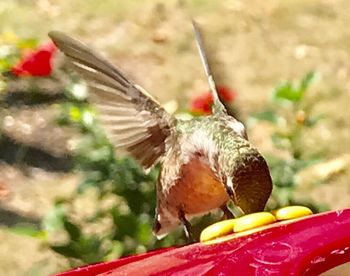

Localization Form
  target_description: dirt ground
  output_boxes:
[0,0,350,275]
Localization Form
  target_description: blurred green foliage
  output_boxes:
[0,32,38,72]
[250,71,328,212]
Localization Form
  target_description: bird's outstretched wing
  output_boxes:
[49,31,175,169]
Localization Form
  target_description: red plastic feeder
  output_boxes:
[57,208,350,275]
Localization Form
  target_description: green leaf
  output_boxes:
[105,241,123,260]
[16,38,38,49]
[112,210,138,237]
[0,59,11,72]
[266,157,296,188]
[137,218,153,244]
[9,224,46,239]
[293,158,322,170]
[273,81,301,103]
[76,236,105,263]
[272,71,319,103]
[63,220,81,241]
[271,133,290,150]
[299,71,319,92]
[51,244,80,259]
[250,111,279,124]
[77,176,101,193]
[42,204,66,233]
[271,187,293,206]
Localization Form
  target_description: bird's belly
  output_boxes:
[166,157,229,215]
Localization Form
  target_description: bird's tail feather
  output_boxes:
[192,20,226,114]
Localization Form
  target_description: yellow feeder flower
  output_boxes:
[273,206,313,221]
[200,219,236,242]
[233,212,276,233]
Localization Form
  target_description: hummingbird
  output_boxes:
[49,21,272,240]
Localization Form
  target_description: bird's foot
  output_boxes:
[220,204,234,220]
[178,209,194,243]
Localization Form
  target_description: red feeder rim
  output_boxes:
[56,208,350,276]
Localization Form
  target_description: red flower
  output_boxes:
[216,85,236,102]
[190,92,213,115]
[11,41,57,77]
[190,86,236,115]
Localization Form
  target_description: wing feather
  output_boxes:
[49,31,175,169]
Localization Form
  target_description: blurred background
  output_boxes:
[0,0,350,275]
